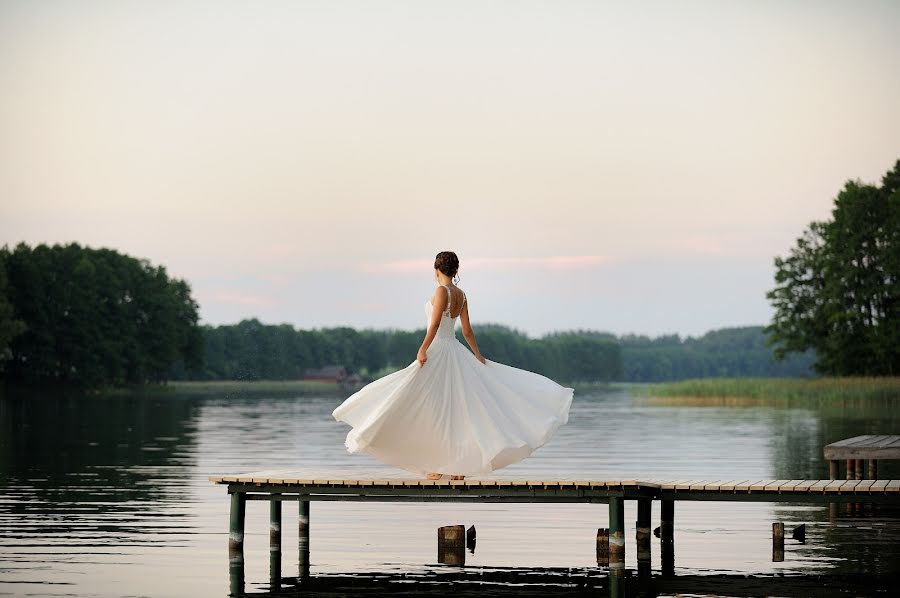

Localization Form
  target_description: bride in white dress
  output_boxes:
[332,251,574,480]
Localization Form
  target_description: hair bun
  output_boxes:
[434,251,459,277]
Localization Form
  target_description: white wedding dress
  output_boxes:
[332,285,574,476]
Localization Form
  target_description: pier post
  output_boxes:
[828,459,839,479]
[298,499,310,580]
[596,528,609,566]
[867,459,877,480]
[437,525,466,566]
[846,459,855,480]
[608,497,625,574]
[635,498,651,577]
[228,492,246,596]
[229,492,246,554]
[269,496,281,588]
[772,522,784,562]
[660,499,674,542]
[854,459,864,480]
[660,499,674,576]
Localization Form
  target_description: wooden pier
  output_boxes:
[825,434,900,480]
[210,468,900,593]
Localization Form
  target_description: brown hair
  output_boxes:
[434,251,459,278]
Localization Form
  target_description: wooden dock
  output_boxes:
[210,468,900,593]
[824,434,900,479]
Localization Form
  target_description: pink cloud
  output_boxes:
[358,255,610,274]
[194,290,278,307]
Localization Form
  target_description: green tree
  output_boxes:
[766,160,900,375]
[0,242,203,388]
[0,262,26,365]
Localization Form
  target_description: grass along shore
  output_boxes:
[644,377,900,405]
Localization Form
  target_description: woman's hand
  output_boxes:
[475,353,486,364]
[417,347,427,367]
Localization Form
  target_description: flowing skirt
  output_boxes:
[332,334,574,476]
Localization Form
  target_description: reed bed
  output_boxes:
[644,377,900,406]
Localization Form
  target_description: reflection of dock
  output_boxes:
[210,470,900,595]
[825,434,899,479]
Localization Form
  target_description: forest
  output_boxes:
[0,241,829,390]
[173,318,812,384]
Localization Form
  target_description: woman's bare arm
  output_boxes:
[459,299,486,363]
[417,287,447,367]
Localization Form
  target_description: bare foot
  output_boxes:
[425,472,442,480]
[450,475,465,480]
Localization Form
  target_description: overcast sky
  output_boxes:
[2,0,898,338]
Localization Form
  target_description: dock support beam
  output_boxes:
[772,522,784,562]
[229,492,246,596]
[636,498,651,577]
[229,492,246,553]
[660,499,674,576]
[867,459,877,480]
[846,459,855,480]
[298,499,310,580]
[608,497,625,574]
[269,496,281,588]
[828,459,839,479]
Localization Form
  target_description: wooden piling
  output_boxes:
[269,496,281,588]
[229,492,246,554]
[846,459,855,480]
[608,497,625,571]
[867,459,877,480]
[828,459,839,479]
[596,528,609,566]
[772,522,784,562]
[660,499,674,542]
[661,538,674,576]
[229,551,244,597]
[636,498,651,565]
[854,459,864,480]
[437,525,466,566]
[298,500,310,580]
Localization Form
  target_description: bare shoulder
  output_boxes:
[431,285,449,307]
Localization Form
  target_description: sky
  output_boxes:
[1,0,898,338]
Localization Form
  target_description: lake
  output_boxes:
[1,385,898,596]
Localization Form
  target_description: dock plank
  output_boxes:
[764,480,791,492]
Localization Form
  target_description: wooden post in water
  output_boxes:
[660,499,674,576]
[298,500,310,580]
[269,496,281,589]
[772,522,784,562]
[608,497,625,575]
[854,459,864,480]
[828,459,839,479]
[846,459,856,480]
[229,492,246,554]
[660,499,674,542]
[596,528,609,566]
[635,498,651,577]
[437,525,466,566]
[867,459,877,480]
[229,492,246,596]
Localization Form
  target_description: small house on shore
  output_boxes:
[303,365,348,382]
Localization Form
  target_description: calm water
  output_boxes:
[1,385,898,596]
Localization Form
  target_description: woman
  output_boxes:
[332,251,574,480]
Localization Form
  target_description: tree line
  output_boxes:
[169,319,811,384]
[0,243,809,388]
[0,242,202,388]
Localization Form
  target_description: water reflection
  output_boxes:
[0,384,898,597]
